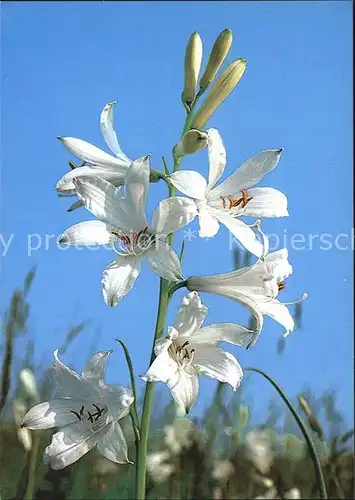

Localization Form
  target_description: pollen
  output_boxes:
[221,190,253,210]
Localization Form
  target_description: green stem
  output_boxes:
[135,278,170,499]
[135,97,199,499]
[245,367,328,500]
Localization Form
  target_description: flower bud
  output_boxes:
[17,427,32,451]
[199,29,233,93]
[13,398,27,426]
[237,403,249,429]
[19,368,38,400]
[174,129,209,158]
[182,32,203,109]
[191,58,246,130]
[297,395,324,440]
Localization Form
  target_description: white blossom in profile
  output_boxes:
[187,248,307,348]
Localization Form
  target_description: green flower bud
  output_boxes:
[199,29,233,93]
[191,58,246,130]
[237,403,249,429]
[174,129,209,158]
[182,32,203,109]
[297,395,324,440]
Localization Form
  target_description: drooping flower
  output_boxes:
[22,350,134,470]
[56,102,132,210]
[142,292,253,414]
[59,156,197,306]
[169,128,288,257]
[187,248,306,348]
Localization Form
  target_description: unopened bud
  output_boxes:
[182,32,203,109]
[174,129,208,158]
[20,368,38,400]
[191,58,246,130]
[149,168,165,183]
[199,29,233,93]
[237,404,249,429]
[13,398,27,426]
[17,427,32,452]
[297,395,324,440]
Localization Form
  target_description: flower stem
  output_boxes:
[135,101,199,499]
[135,277,170,499]
[245,367,328,500]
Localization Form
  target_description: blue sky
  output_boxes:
[1,1,353,427]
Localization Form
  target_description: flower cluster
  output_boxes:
[22,28,306,473]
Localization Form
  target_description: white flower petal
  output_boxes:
[100,101,131,163]
[97,421,131,463]
[259,299,294,337]
[174,292,208,338]
[169,171,207,200]
[82,351,112,385]
[56,166,126,193]
[74,176,132,231]
[192,346,243,390]
[67,199,84,212]
[242,187,288,218]
[206,128,227,192]
[59,221,114,246]
[145,241,183,282]
[124,156,149,231]
[211,149,283,198]
[150,197,197,236]
[58,137,128,170]
[154,335,174,356]
[168,370,199,414]
[192,323,254,346]
[198,208,220,238]
[43,422,107,470]
[141,348,178,385]
[102,255,141,307]
[22,400,83,429]
[105,385,134,420]
[52,350,94,399]
[216,214,264,258]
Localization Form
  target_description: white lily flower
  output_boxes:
[59,156,197,306]
[187,248,307,348]
[56,101,132,209]
[142,292,254,414]
[22,350,134,470]
[169,128,288,257]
